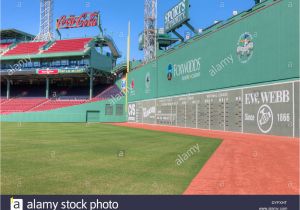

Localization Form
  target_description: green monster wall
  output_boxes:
[0,99,127,123]
[127,63,157,101]
[127,0,299,138]
[128,0,299,102]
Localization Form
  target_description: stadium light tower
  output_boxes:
[144,0,157,63]
[34,0,54,41]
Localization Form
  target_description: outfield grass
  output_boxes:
[1,122,221,195]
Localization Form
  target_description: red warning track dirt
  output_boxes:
[111,123,299,195]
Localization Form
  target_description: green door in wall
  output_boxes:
[86,111,100,122]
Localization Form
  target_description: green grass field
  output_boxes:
[1,122,221,195]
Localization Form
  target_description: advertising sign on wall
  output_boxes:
[38,69,59,75]
[243,83,294,136]
[164,0,190,33]
[56,12,99,29]
[37,69,85,75]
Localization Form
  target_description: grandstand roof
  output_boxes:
[0,29,35,41]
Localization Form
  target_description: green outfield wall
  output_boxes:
[0,98,126,123]
[127,0,299,137]
[128,0,299,101]
[129,80,299,137]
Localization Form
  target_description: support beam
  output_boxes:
[185,22,198,35]
[46,77,49,98]
[89,69,94,100]
[6,79,10,99]
[172,30,184,42]
[56,29,61,40]
[98,13,104,37]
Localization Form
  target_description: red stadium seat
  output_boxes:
[30,100,86,112]
[0,98,8,104]
[0,86,118,114]
[3,41,47,56]
[0,98,47,114]
[95,85,123,99]
[0,98,87,114]
[0,43,12,50]
[43,38,92,53]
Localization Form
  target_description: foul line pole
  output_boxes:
[126,21,131,113]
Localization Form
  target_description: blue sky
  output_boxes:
[1,0,254,61]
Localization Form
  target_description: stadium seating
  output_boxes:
[0,98,87,114]
[93,84,110,96]
[48,84,111,100]
[95,85,123,99]
[0,85,121,114]
[49,86,89,99]
[0,98,47,114]
[59,96,89,100]
[43,38,92,53]
[31,100,86,112]
[10,85,46,97]
[0,43,12,53]
[0,98,8,104]
[2,38,92,56]
[1,85,7,97]
[3,41,46,56]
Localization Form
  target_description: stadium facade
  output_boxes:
[0,21,127,123]
[1,0,299,138]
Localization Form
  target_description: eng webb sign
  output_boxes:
[164,0,190,33]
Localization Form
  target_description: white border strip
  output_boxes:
[126,121,297,139]
[241,88,244,133]
[223,100,226,131]
[293,82,295,138]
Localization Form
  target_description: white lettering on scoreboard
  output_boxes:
[129,81,298,137]
[245,90,290,105]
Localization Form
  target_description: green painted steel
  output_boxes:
[46,78,49,98]
[6,79,10,99]
[128,0,299,102]
[86,111,101,122]
[0,98,126,123]
[127,0,299,138]
[127,62,157,101]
